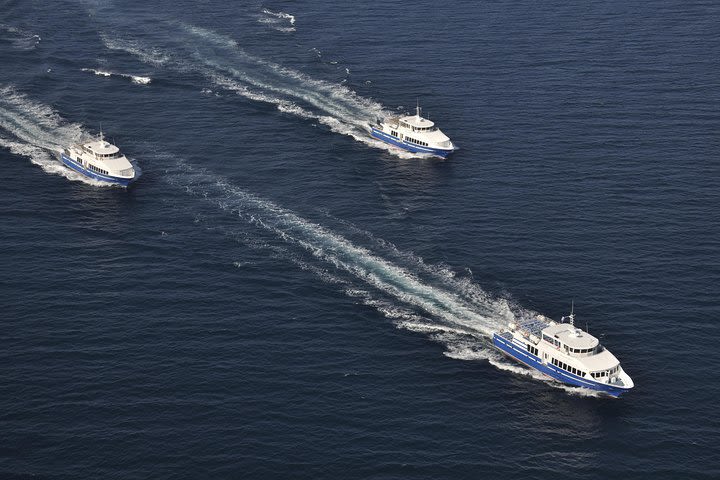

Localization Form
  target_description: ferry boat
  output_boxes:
[60,132,137,186]
[492,305,634,397]
[370,104,456,157]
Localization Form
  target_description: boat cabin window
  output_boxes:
[542,334,561,348]
[404,137,429,147]
[95,152,121,159]
[570,345,602,353]
[591,365,619,379]
[551,358,583,376]
[88,164,109,175]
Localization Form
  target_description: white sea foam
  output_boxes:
[0,24,41,50]
[82,68,152,85]
[0,86,111,186]
[168,163,512,338]
[259,9,296,32]
[99,33,170,67]
[262,9,296,25]
[100,24,426,158]
[158,161,599,395]
[319,211,526,315]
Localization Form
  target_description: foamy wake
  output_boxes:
[0,24,41,50]
[259,8,296,32]
[100,24,424,158]
[81,68,152,85]
[0,85,110,186]
[167,162,508,334]
[158,161,599,396]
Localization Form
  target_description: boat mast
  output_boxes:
[561,300,575,326]
[416,98,421,118]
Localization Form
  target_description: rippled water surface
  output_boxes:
[1,1,719,478]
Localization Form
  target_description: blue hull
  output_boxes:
[61,153,135,187]
[370,127,454,158]
[492,333,631,397]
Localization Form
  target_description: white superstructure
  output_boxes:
[60,132,136,186]
[370,104,456,157]
[493,306,634,396]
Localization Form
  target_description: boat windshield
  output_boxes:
[96,152,123,159]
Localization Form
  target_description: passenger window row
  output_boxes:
[551,357,584,377]
[405,137,429,147]
[89,164,109,175]
[591,366,619,379]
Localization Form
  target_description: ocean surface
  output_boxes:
[1,0,719,478]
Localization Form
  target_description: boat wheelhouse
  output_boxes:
[60,132,137,186]
[370,104,456,157]
[492,306,633,397]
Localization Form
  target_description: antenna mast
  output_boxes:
[561,300,575,326]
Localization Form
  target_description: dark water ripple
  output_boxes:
[1,0,719,478]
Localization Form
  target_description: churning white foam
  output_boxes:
[82,68,152,85]
[100,23,425,158]
[0,24,41,50]
[159,160,602,396]
[99,33,170,67]
[0,85,110,186]
[259,8,296,32]
[167,162,513,339]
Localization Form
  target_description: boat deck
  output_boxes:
[497,331,513,340]
[515,317,549,337]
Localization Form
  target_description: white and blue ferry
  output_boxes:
[60,132,137,187]
[370,105,456,157]
[493,306,634,397]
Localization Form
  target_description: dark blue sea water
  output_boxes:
[2,0,719,478]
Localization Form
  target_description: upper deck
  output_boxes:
[542,323,599,353]
[68,134,134,176]
[513,316,550,337]
[398,114,436,132]
[82,139,121,158]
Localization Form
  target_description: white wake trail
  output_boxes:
[163,161,600,396]
[0,86,108,185]
[262,8,296,25]
[259,8,296,32]
[167,163,512,338]
[0,24,41,50]
[81,68,152,85]
[321,211,522,314]
[100,24,422,158]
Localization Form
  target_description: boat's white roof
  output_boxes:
[400,114,435,128]
[581,348,620,372]
[542,323,599,349]
[83,139,120,155]
[102,156,133,170]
